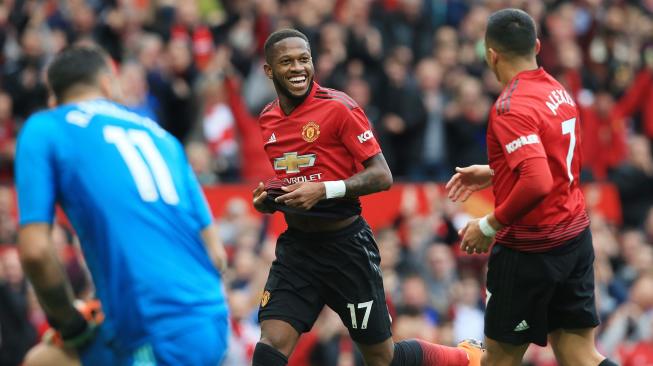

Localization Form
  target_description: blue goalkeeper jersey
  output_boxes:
[15,99,228,353]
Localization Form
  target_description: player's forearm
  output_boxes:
[18,226,78,325]
[344,169,392,198]
[343,154,393,198]
[494,157,553,225]
[200,224,228,272]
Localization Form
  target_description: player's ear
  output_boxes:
[486,47,498,67]
[263,63,273,79]
[98,73,113,99]
[534,39,541,55]
[47,93,57,108]
[98,72,122,101]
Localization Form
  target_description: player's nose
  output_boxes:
[289,60,305,73]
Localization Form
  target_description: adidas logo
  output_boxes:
[513,320,529,332]
[266,133,277,144]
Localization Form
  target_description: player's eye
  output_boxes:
[300,57,310,63]
[280,59,290,65]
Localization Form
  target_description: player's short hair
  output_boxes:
[485,8,537,58]
[47,46,111,101]
[264,29,310,63]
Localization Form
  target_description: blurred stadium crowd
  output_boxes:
[1,0,653,365]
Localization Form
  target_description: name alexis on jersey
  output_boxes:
[545,89,575,116]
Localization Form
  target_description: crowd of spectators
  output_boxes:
[1,0,653,365]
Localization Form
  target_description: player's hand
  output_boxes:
[209,239,228,273]
[275,182,325,210]
[459,219,493,255]
[214,248,228,273]
[44,300,104,349]
[252,182,274,214]
[446,165,494,202]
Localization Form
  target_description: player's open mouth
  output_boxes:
[288,76,308,89]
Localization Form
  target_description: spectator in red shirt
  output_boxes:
[563,66,653,180]
[167,1,214,71]
[223,74,274,182]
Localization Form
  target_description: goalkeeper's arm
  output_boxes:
[201,223,228,273]
[18,224,96,347]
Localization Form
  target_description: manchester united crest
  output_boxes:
[261,290,271,307]
[301,122,320,142]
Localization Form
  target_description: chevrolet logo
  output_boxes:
[274,152,316,174]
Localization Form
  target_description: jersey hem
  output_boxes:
[19,218,54,226]
[117,306,230,354]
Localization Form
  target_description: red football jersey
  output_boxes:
[258,82,381,217]
[487,68,589,252]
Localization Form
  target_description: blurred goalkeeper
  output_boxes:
[15,46,229,365]
[447,8,617,366]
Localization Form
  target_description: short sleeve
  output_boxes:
[15,115,57,225]
[492,112,546,171]
[339,107,382,163]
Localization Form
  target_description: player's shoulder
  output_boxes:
[19,108,61,140]
[259,99,279,120]
[491,96,539,132]
[313,86,359,112]
[494,76,529,116]
[23,108,54,126]
[495,76,555,117]
[80,99,171,135]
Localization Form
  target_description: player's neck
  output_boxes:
[276,84,312,116]
[499,59,539,87]
[278,95,303,115]
[60,90,107,105]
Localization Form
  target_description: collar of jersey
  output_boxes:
[499,67,544,97]
[513,67,545,80]
[61,97,111,109]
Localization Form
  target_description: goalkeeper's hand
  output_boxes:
[44,299,104,349]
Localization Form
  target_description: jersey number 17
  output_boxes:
[103,126,180,205]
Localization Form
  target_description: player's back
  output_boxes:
[488,68,588,252]
[17,99,227,352]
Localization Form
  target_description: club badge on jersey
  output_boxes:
[301,121,320,142]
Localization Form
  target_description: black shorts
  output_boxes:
[485,227,600,346]
[258,217,392,345]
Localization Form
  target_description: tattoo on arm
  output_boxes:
[344,154,393,198]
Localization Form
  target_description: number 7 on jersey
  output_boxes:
[561,118,576,184]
